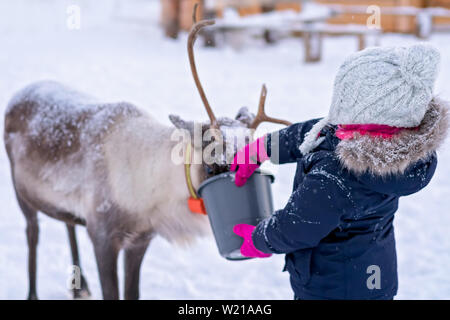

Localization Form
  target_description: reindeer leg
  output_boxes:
[66,224,90,299]
[124,234,152,300]
[88,228,120,300]
[16,195,39,300]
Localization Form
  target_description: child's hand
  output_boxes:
[230,136,269,187]
[233,224,272,258]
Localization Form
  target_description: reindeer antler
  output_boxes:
[250,84,293,130]
[188,4,290,134]
[187,5,220,134]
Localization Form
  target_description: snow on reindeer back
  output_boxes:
[7,80,141,159]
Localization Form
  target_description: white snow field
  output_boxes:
[1,0,449,300]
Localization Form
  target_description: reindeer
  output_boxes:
[3,18,291,300]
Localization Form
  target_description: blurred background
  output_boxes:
[0,0,449,299]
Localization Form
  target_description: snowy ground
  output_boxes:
[0,0,449,300]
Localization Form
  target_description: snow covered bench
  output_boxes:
[211,19,380,63]
[206,4,381,63]
[325,4,450,39]
[207,4,334,48]
[290,23,381,63]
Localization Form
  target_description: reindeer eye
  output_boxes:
[206,167,213,175]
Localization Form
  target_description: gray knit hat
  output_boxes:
[299,43,441,155]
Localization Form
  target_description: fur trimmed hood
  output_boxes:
[336,98,449,176]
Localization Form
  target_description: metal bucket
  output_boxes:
[198,170,274,261]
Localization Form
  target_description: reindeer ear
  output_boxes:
[235,107,255,127]
[169,115,192,130]
[169,114,210,136]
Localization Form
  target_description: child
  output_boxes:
[231,44,448,300]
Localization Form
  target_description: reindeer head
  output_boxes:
[170,15,291,177]
[169,106,255,176]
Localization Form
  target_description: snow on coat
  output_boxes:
[253,100,448,300]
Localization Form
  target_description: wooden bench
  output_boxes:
[324,4,450,38]
[291,23,381,62]
[211,18,380,63]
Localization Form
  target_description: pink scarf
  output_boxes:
[335,124,415,140]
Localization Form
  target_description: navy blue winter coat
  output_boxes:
[252,118,437,300]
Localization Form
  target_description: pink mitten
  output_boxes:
[230,136,269,187]
[233,224,272,258]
